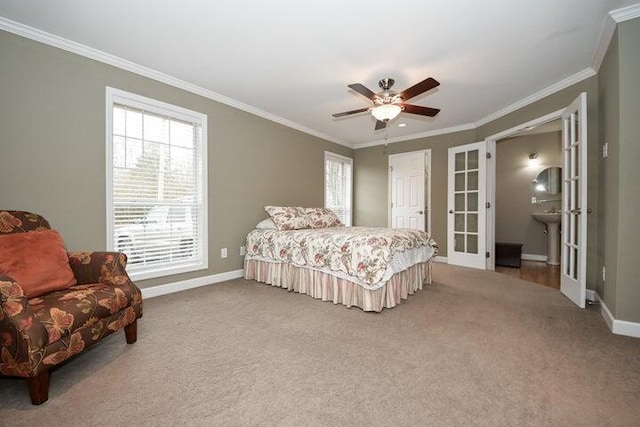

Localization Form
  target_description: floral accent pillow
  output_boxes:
[264,206,310,231]
[304,207,344,229]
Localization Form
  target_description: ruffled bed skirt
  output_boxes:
[244,260,432,312]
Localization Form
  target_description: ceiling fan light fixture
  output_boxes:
[333,77,440,130]
[371,104,402,121]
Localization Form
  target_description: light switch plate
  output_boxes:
[603,142,608,158]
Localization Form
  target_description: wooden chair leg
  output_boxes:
[26,371,50,405]
[124,319,137,344]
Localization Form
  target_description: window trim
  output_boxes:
[105,87,208,280]
[324,151,353,226]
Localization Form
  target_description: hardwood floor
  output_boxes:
[495,260,560,289]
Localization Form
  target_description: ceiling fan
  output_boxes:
[332,77,440,130]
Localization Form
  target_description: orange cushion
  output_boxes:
[0,230,77,298]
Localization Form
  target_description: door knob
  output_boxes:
[417,210,424,215]
[449,209,454,214]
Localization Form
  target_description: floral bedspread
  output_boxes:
[245,227,438,287]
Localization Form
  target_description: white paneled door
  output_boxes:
[389,151,426,231]
[560,93,588,308]
[447,142,487,269]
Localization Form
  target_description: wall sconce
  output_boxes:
[528,153,539,167]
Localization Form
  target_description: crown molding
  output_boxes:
[473,68,595,128]
[592,3,640,72]
[591,14,618,72]
[352,123,475,149]
[610,3,640,22]
[0,17,353,149]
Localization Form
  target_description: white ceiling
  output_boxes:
[0,1,638,148]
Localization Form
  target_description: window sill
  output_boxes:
[127,260,209,281]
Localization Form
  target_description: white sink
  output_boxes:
[532,211,561,266]
[532,211,561,224]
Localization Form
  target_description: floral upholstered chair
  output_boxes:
[0,211,143,404]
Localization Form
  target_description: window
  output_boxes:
[106,87,207,280]
[324,152,353,226]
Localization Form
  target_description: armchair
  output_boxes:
[0,211,143,404]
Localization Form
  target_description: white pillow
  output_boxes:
[256,218,277,230]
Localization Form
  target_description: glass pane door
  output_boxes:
[448,142,486,270]
[453,150,479,254]
[560,93,588,308]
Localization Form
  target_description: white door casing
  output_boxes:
[389,151,428,231]
[560,93,588,308]
[447,142,487,269]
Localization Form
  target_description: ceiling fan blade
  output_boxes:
[375,120,387,130]
[401,104,441,117]
[332,107,371,118]
[348,83,379,102]
[398,78,440,102]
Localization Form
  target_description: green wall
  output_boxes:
[0,30,353,289]
[595,18,640,323]
[598,28,620,315]
[614,18,640,322]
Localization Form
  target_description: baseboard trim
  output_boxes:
[521,253,548,262]
[432,256,448,264]
[595,292,640,339]
[598,294,616,331]
[611,318,640,338]
[141,269,244,299]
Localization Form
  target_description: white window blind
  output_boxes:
[106,88,207,280]
[324,152,353,226]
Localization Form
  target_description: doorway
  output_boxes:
[485,93,588,308]
[493,119,563,289]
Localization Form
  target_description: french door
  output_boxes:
[560,93,588,308]
[447,142,487,269]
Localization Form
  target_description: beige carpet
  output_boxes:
[1,263,639,426]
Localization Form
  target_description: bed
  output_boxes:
[243,207,438,312]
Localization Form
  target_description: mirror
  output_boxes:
[533,167,562,195]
